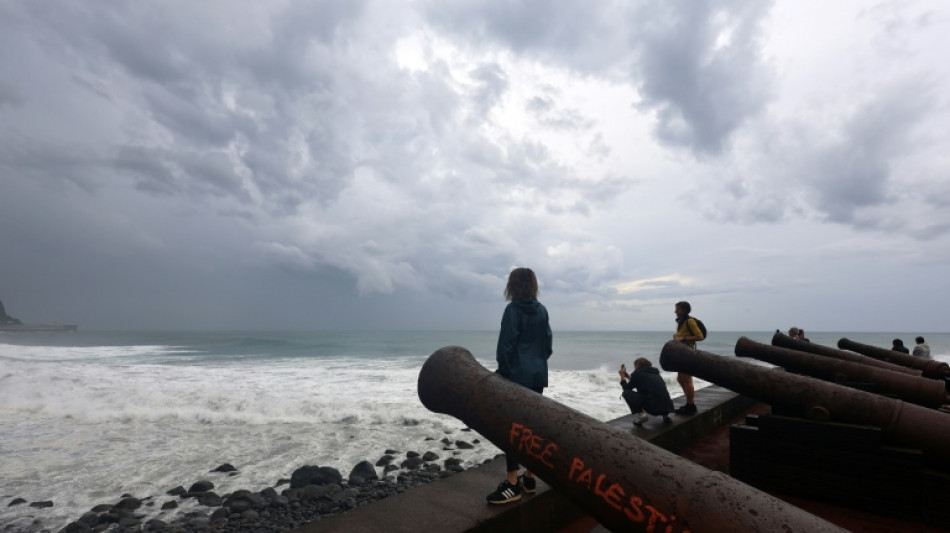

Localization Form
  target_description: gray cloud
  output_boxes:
[1,1,948,331]
[424,0,629,73]
[0,81,24,109]
[468,62,509,119]
[703,78,942,238]
[630,1,773,155]
[427,1,774,156]
[799,83,931,226]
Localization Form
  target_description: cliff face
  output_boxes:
[0,299,23,325]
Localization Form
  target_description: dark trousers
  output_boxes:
[622,390,669,416]
[622,389,646,415]
[506,386,544,472]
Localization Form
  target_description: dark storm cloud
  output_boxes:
[115,146,181,196]
[701,76,944,239]
[140,86,249,147]
[424,0,626,73]
[3,1,947,331]
[807,84,934,226]
[0,135,105,194]
[427,1,774,156]
[630,1,773,155]
[11,0,370,217]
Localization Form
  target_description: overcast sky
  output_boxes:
[1,1,948,332]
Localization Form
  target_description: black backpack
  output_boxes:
[689,317,707,340]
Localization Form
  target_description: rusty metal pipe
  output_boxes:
[737,336,948,408]
[838,337,950,379]
[772,331,922,376]
[418,345,846,533]
[661,340,950,469]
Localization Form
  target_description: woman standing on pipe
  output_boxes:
[485,267,553,505]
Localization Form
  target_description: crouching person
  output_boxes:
[619,358,674,426]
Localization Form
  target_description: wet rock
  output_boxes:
[290,483,341,501]
[348,460,379,485]
[60,522,90,533]
[77,512,99,526]
[290,465,342,488]
[113,497,142,511]
[187,480,214,493]
[400,456,424,470]
[196,492,222,506]
[145,518,168,530]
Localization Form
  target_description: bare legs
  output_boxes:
[675,373,697,415]
[677,372,695,404]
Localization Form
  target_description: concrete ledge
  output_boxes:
[621,385,758,455]
[292,386,753,533]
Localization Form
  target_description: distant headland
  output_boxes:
[0,299,78,332]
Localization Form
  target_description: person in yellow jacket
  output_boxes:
[673,301,704,415]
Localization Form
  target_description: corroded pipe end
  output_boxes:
[735,336,758,358]
[417,345,480,417]
[659,339,694,372]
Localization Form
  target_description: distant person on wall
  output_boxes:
[797,328,810,342]
[673,301,704,416]
[788,326,800,339]
[891,338,910,354]
[912,336,931,359]
[620,358,674,426]
[486,267,553,505]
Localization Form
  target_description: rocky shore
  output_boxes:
[4,437,490,533]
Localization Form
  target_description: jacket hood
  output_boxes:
[513,297,540,314]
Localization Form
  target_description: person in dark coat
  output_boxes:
[486,267,553,505]
[620,358,674,425]
[892,338,910,354]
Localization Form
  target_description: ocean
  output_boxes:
[1,330,947,531]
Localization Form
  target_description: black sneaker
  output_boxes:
[486,480,522,504]
[519,475,537,494]
[674,403,697,416]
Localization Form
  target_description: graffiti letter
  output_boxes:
[509,422,524,447]
[539,441,557,468]
[624,495,645,523]
[602,482,625,511]
[568,457,585,481]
